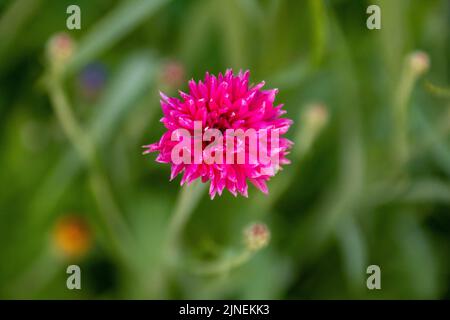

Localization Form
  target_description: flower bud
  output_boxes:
[244,222,270,251]
[53,215,92,259]
[160,60,185,89]
[294,102,329,158]
[304,102,328,131]
[46,32,75,68]
[408,51,430,76]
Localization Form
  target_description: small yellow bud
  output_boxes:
[304,103,329,130]
[244,222,270,251]
[408,51,430,75]
[46,32,75,67]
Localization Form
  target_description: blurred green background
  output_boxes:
[0,0,449,299]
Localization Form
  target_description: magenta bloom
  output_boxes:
[144,69,292,199]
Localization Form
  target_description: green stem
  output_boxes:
[393,60,419,167]
[425,81,450,98]
[193,249,253,276]
[46,73,133,264]
[308,0,326,66]
[165,180,206,264]
[47,78,94,163]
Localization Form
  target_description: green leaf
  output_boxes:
[66,0,169,75]
[336,216,367,293]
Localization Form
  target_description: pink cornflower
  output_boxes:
[144,69,293,199]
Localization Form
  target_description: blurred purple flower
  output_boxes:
[78,62,107,101]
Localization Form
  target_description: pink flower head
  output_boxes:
[144,69,293,199]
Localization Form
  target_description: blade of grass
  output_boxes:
[0,0,42,63]
[308,0,327,66]
[65,0,169,76]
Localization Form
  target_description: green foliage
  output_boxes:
[0,0,448,299]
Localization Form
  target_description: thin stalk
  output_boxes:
[46,73,133,264]
[308,0,326,66]
[393,52,429,167]
[193,249,253,276]
[393,62,417,166]
[165,180,206,264]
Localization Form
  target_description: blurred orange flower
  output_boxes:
[53,215,92,259]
